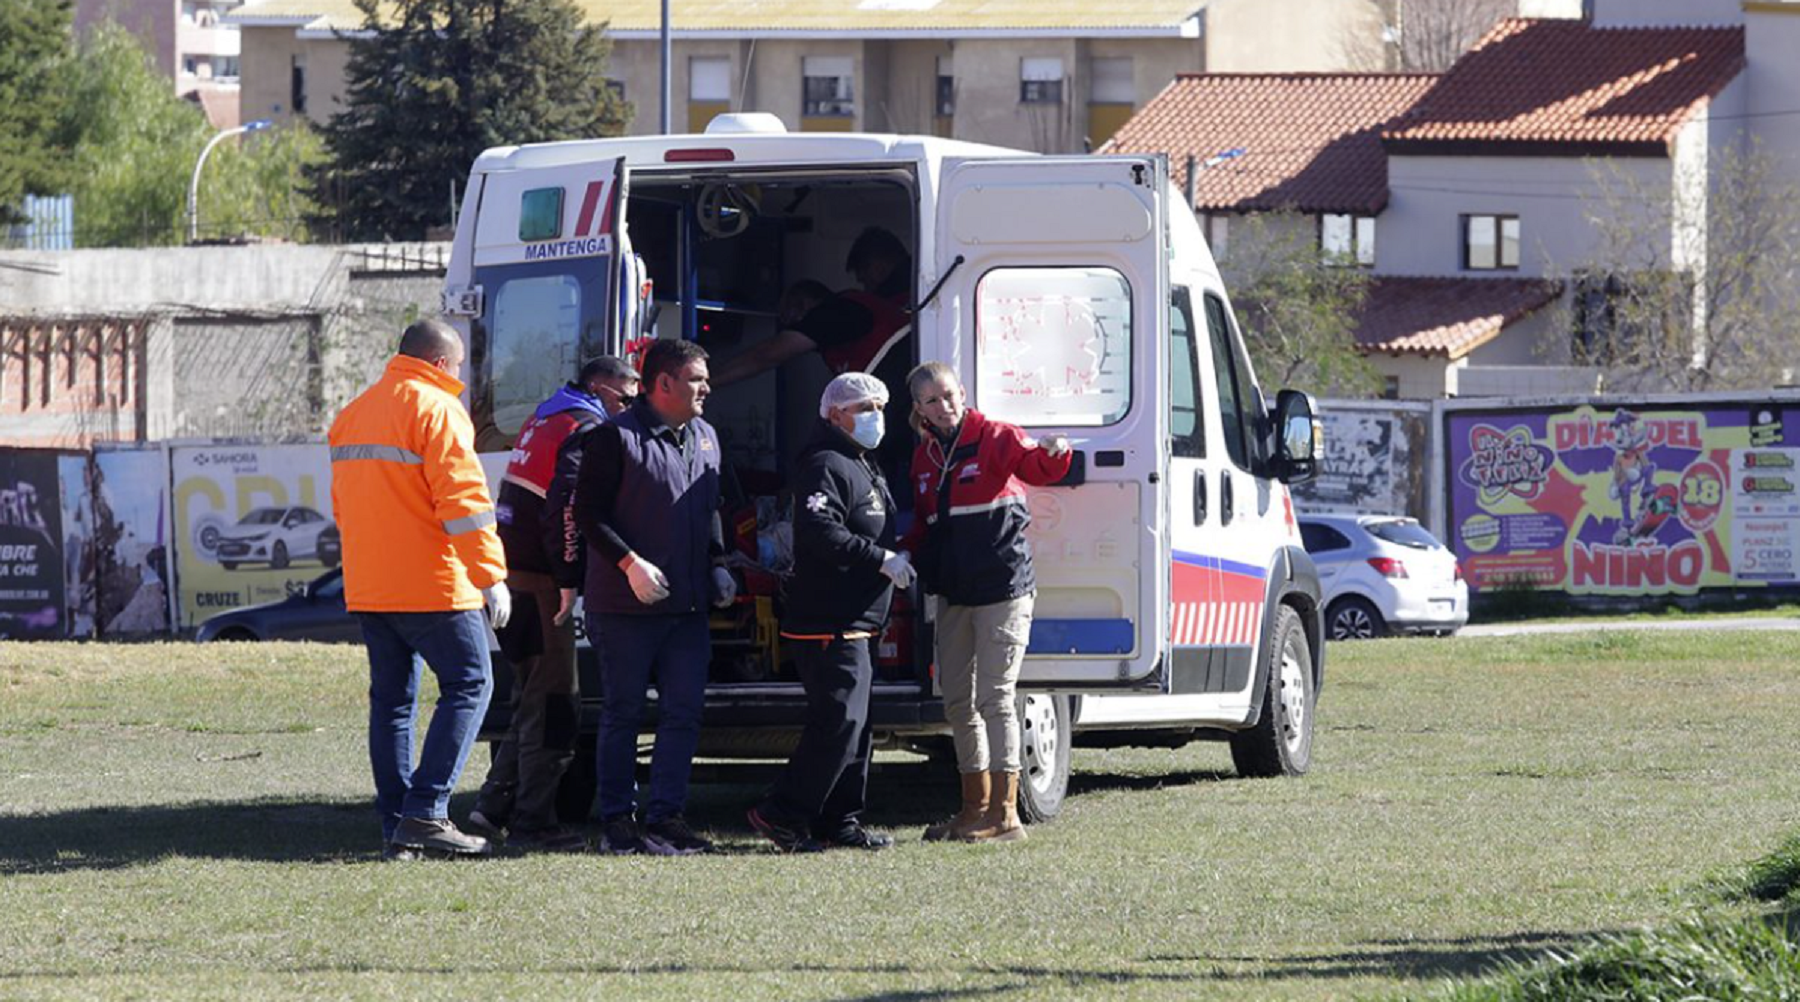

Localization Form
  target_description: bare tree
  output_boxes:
[1223,213,1383,396]
[1565,144,1800,393]
[1370,0,1514,72]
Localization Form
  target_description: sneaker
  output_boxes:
[747,805,825,854]
[465,808,508,841]
[599,815,647,855]
[816,822,895,851]
[506,825,588,854]
[392,817,493,857]
[381,843,422,862]
[642,815,714,856]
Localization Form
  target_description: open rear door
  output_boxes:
[462,157,629,452]
[935,155,1171,690]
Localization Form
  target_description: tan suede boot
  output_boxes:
[963,771,1027,842]
[923,771,990,842]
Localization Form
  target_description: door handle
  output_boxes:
[1220,470,1235,526]
[1192,468,1207,525]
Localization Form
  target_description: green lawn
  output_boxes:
[3,632,1798,1001]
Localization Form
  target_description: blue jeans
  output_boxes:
[359,610,494,842]
[591,612,709,824]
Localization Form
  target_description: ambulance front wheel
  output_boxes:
[1016,693,1072,824]
[1230,604,1315,778]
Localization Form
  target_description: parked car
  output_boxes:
[195,569,361,643]
[1298,513,1467,640]
[215,506,336,570]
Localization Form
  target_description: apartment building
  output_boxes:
[231,0,1388,154]
[77,0,245,128]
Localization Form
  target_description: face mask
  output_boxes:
[850,410,884,451]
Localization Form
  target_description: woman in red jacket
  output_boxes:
[901,361,1071,842]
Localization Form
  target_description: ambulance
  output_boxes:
[443,114,1326,822]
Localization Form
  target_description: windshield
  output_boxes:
[240,509,286,525]
[1365,519,1439,550]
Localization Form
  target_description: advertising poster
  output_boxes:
[172,444,337,629]
[58,454,96,638]
[1447,402,1795,596]
[0,450,67,638]
[93,449,173,636]
[1292,406,1429,520]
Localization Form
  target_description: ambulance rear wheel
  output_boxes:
[1016,693,1071,824]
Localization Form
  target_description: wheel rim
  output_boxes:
[1278,640,1308,754]
[1332,605,1375,640]
[1019,694,1061,797]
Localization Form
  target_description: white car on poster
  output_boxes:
[210,506,338,571]
[1298,513,1468,639]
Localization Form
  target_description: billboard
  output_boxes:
[1446,401,1795,596]
[93,449,174,636]
[172,444,337,629]
[1292,403,1430,521]
[0,451,67,638]
[59,454,96,637]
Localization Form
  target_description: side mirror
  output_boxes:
[1271,389,1322,484]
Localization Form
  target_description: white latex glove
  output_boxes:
[553,587,577,626]
[622,554,671,606]
[879,550,916,589]
[482,584,512,631]
[1040,434,1072,458]
[712,566,737,608]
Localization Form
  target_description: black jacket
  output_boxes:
[783,421,897,636]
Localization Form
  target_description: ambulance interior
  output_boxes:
[622,167,922,688]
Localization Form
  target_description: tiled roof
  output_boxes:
[1383,19,1745,156]
[1102,73,1438,215]
[1356,276,1562,358]
[233,0,1206,34]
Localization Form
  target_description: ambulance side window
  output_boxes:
[1170,286,1204,459]
[1204,292,1258,472]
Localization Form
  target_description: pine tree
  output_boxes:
[0,0,72,225]
[311,0,631,242]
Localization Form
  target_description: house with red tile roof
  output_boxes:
[1108,0,1799,399]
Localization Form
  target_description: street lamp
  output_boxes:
[187,119,273,243]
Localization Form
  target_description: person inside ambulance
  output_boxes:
[900,361,1071,844]
[747,372,913,853]
[468,355,637,853]
[709,227,916,487]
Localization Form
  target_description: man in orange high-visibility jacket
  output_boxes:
[329,319,511,861]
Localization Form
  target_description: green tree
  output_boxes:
[312,0,631,242]
[54,23,324,246]
[0,0,72,225]
[1223,212,1382,397]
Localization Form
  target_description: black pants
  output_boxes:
[767,635,875,835]
[475,571,580,832]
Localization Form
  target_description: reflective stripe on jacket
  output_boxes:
[328,355,506,612]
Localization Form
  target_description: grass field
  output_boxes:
[3,631,1799,1001]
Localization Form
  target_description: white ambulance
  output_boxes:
[443,114,1326,822]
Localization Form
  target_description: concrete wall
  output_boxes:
[1204,0,1386,72]
[1591,0,1743,26]
[1369,352,1455,399]
[1380,154,1674,278]
[1747,4,1800,181]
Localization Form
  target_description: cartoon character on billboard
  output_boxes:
[1608,410,1660,543]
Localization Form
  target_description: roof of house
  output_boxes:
[231,0,1206,36]
[1102,73,1438,215]
[1383,18,1746,157]
[1356,276,1562,359]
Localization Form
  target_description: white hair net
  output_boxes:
[819,371,890,418]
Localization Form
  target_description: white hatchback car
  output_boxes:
[1297,513,1468,639]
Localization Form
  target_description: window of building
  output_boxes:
[181,2,197,23]
[688,56,732,132]
[1020,57,1064,104]
[215,55,239,80]
[936,56,955,117]
[1382,375,1401,400]
[802,56,855,118]
[1171,286,1204,458]
[183,56,198,77]
[1464,214,1520,271]
[291,57,307,115]
[1087,57,1134,146]
[975,266,1132,427]
[1202,213,1229,262]
[1322,213,1376,267]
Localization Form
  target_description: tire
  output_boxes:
[1230,604,1316,778]
[322,548,341,568]
[270,541,290,570]
[213,627,259,642]
[220,561,238,571]
[1016,693,1072,824]
[1326,596,1388,641]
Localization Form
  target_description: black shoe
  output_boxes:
[816,822,895,851]
[642,815,714,856]
[465,808,508,841]
[392,817,493,857]
[506,825,588,853]
[599,815,647,855]
[747,805,825,854]
[381,843,422,862]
